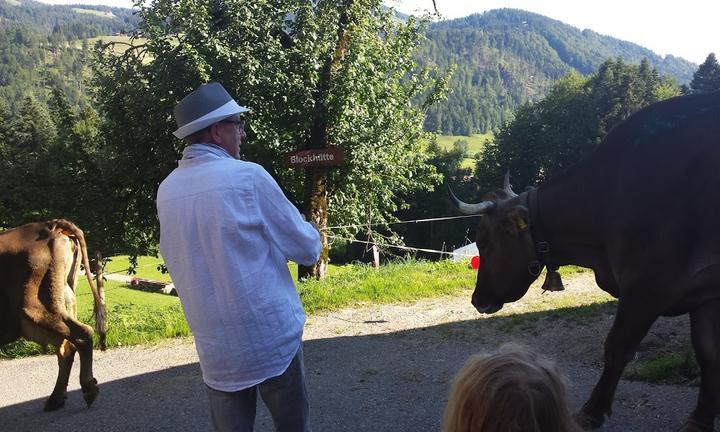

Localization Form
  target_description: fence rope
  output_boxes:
[76,213,477,296]
[326,234,476,257]
[323,214,480,231]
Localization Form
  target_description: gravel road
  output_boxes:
[0,273,704,431]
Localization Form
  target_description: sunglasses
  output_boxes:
[220,117,246,129]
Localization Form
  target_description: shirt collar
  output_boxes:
[181,143,233,162]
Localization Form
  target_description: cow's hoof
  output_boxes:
[574,410,605,430]
[43,393,67,411]
[81,378,99,408]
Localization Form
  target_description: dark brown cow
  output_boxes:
[449,91,720,431]
[0,219,106,411]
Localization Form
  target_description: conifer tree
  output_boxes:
[690,53,720,94]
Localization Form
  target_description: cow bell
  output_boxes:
[541,267,565,292]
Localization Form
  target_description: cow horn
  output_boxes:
[503,171,518,198]
[446,183,496,215]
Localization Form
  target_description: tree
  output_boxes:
[92,0,449,278]
[0,96,57,224]
[394,140,476,259]
[43,89,112,256]
[0,99,15,224]
[690,53,720,94]
[453,139,469,155]
[0,89,112,262]
[476,59,681,190]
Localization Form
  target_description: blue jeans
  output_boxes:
[205,346,311,432]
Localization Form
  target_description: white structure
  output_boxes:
[452,243,478,262]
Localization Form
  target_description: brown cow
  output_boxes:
[0,219,106,411]
[449,91,720,431]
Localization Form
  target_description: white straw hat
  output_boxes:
[173,82,249,139]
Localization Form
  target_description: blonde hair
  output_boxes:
[443,344,581,432]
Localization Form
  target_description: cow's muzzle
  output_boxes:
[474,303,503,314]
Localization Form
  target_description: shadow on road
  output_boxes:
[0,304,698,432]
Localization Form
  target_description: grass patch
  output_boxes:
[625,344,700,384]
[104,255,171,282]
[432,133,493,157]
[558,265,588,277]
[0,279,189,358]
[86,281,189,347]
[420,133,493,171]
[84,35,139,46]
[298,259,475,314]
[81,35,151,60]
[73,8,115,18]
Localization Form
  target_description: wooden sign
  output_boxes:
[284,148,345,168]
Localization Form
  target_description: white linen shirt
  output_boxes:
[157,144,321,392]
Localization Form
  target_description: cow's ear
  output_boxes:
[500,206,529,236]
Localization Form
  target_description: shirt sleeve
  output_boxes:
[254,166,322,265]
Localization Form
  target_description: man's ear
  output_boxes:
[500,206,529,236]
[208,123,222,142]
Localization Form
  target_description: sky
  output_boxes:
[38,0,718,64]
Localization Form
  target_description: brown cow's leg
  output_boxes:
[21,307,99,409]
[679,300,720,432]
[0,316,20,346]
[45,340,76,411]
[576,300,657,430]
[0,292,20,345]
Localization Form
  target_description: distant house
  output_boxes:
[452,243,478,263]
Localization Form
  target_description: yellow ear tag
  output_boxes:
[516,217,528,230]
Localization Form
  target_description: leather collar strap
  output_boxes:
[527,188,555,269]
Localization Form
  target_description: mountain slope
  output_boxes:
[0,0,139,109]
[420,8,697,134]
[0,0,138,37]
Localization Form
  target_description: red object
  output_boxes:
[470,255,481,270]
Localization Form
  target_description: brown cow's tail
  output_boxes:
[52,219,107,350]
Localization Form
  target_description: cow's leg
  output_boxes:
[45,340,76,411]
[43,285,81,410]
[21,307,99,409]
[678,300,720,432]
[0,315,20,346]
[575,299,657,429]
[0,293,20,345]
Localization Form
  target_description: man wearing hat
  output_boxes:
[157,82,321,432]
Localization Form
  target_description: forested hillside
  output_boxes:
[0,2,699,134]
[0,0,138,109]
[0,0,136,37]
[420,9,697,134]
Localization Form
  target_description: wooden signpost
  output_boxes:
[285,147,345,280]
[283,148,345,168]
